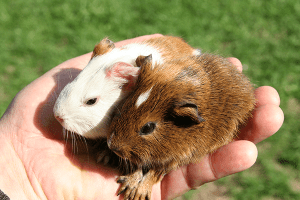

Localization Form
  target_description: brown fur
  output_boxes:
[107,54,256,199]
[91,37,115,58]
[142,36,197,60]
[91,36,197,61]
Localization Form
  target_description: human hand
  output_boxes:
[0,34,284,200]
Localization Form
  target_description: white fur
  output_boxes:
[54,43,163,139]
[135,86,153,108]
[193,49,202,56]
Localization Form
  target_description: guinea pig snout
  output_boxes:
[55,115,64,124]
[54,113,65,125]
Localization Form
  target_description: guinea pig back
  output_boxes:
[107,54,256,199]
[53,36,200,139]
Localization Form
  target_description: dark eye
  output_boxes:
[140,122,156,135]
[85,98,98,105]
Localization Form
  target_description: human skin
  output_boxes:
[0,34,284,200]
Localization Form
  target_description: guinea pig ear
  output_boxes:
[91,38,115,59]
[106,62,140,90]
[172,101,205,126]
[135,54,152,67]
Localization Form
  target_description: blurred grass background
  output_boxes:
[0,0,299,199]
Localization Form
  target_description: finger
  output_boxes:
[238,86,283,143]
[227,57,243,72]
[161,140,257,199]
[210,140,258,179]
[254,86,280,107]
[239,104,284,143]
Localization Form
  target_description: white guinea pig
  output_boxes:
[53,36,201,139]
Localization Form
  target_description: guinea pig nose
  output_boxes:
[107,132,120,151]
[107,141,120,152]
[110,145,121,152]
[55,115,64,125]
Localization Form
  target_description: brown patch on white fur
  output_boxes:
[108,54,256,200]
[143,36,198,61]
[91,38,115,58]
[92,36,199,63]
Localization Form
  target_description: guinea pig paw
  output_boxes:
[120,183,151,200]
[129,183,152,200]
[117,170,145,199]
[131,174,155,200]
[96,150,111,165]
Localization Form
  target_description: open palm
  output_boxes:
[0,34,283,200]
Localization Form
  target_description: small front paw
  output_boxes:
[117,170,143,196]
[91,139,120,167]
[96,149,111,165]
[117,170,153,200]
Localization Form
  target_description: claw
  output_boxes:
[128,187,136,200]
[117,176,126,183]
[123,188,131,200]
[117,186,127,196]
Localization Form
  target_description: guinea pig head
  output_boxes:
[107,55,210,167]
[53,38,140,139]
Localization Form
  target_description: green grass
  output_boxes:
[1,0,299,199]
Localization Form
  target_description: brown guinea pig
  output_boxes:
[107,54,256,200]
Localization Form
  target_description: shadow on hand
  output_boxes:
[34,67,81,140]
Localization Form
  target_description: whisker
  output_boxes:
[63,129,69,144]
[74,132,79,155]
[77,134,90,156]
[71,132,78,155]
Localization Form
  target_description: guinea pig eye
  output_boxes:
[140,122,156,135]
[85,98,98,106]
